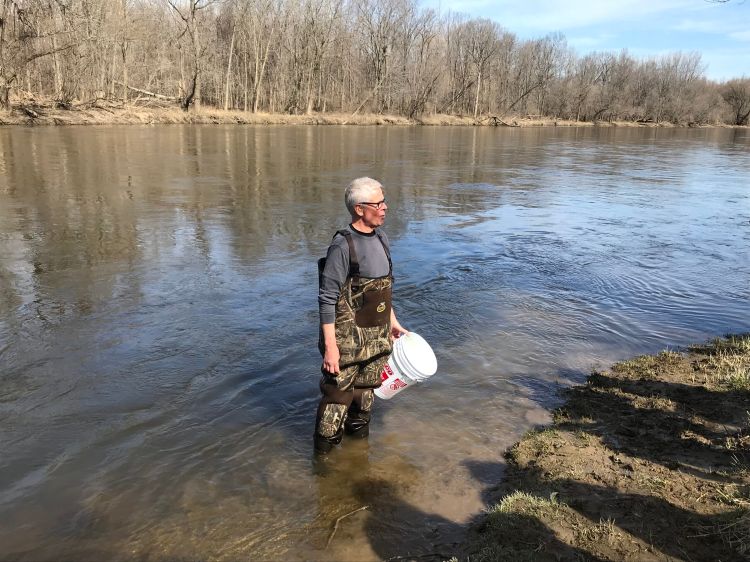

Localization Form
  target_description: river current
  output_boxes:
[1,125,748,560]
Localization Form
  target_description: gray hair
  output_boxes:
[344,177,384,214]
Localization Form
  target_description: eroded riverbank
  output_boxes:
[463,334,750,561]
[0,101,739,128]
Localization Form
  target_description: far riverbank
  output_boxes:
[1,101,743,128]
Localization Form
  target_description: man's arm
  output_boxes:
[319,240,348,374]
[321,322,340,373]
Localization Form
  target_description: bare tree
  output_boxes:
[568,53,604,120]
[442,13,472,114]
[587,51,633,121]
[401,7,439,117]
[218,0,238,111]
[241,0,284,113]
[166,0,217,110]
[462,18,499,118]
[722,77,750,125]
[0,0,80,109]
[118,0,130,102]
[507,37,551,114]
[353,0,409,114]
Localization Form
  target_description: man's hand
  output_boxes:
[390,309,409,341]
[321,323,340,374]
[322,343,340,374]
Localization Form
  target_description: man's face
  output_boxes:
[357,187,388,228]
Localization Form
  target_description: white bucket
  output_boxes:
[374,332,438,400]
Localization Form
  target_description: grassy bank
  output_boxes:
[464,335,750,561]
[0,100,734,128]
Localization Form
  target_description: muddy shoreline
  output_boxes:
[0,101,741,128]
[459,335,750,561]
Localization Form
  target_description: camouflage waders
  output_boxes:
[315,230,393,452]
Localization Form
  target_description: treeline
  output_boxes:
[3,0,750,125]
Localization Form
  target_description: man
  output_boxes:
[315,177,408,454]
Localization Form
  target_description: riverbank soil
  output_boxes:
[0,99,730,127]
[466,335,750,561]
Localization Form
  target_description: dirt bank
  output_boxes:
[0,100,732,128]
[463,335,750,561]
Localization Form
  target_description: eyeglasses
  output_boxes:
[358,199,387,210]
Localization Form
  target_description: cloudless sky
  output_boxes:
[422,0,750,81]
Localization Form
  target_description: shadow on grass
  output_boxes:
[559,370,748,479]
[513,468,744,561]
[348,473,605,562]
[473,342,750,561]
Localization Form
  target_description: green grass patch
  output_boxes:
[709,352,750,391]
[690,334,750,356]
[688,335,750,390]
[469,492,570,562]
[492,490,565,517]
[612,349,682,379]
[509,428,561,463]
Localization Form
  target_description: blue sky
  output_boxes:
[422,0,750,81]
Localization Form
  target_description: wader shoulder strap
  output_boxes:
[328,228,390,281]
[335,229,360,279]
[318,229,358,288]
[374,229,393,276]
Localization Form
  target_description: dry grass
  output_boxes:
[1,99,733,128]
[466,335,750,562]
[691,334,750,391]
[573,517,617,543]
[612,349,683,379]
[469,492,572,562]
[718,510,750,556]
[692,334,750,356]
[492,491,565,517]
[0,101,421,126]
[711,464,750,556]
[506,428,560,463]
[638,474,668,492]
[634,394,678,411]
[708,353,750,391]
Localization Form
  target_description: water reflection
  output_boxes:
[0,125,748,561]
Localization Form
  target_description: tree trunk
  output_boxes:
[305,66,314,115]
[179,47,186,101]
[114,80,173,99]
[182,69,198,110]
[474,70,482,118]
[252,17,275,114]
[122,47,128,103]
[252,31,262,113]
[243,51,249,112]
[193,34,201,110]
[0,84,10,111]
[252,47,270,113]
[108,46,116,98]
[121,0,128,102]
[51,36,63,100]
[224,27,236,111]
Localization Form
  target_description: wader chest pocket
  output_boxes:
[354,287,392,328]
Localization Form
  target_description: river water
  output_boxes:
[1,125,748,561]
